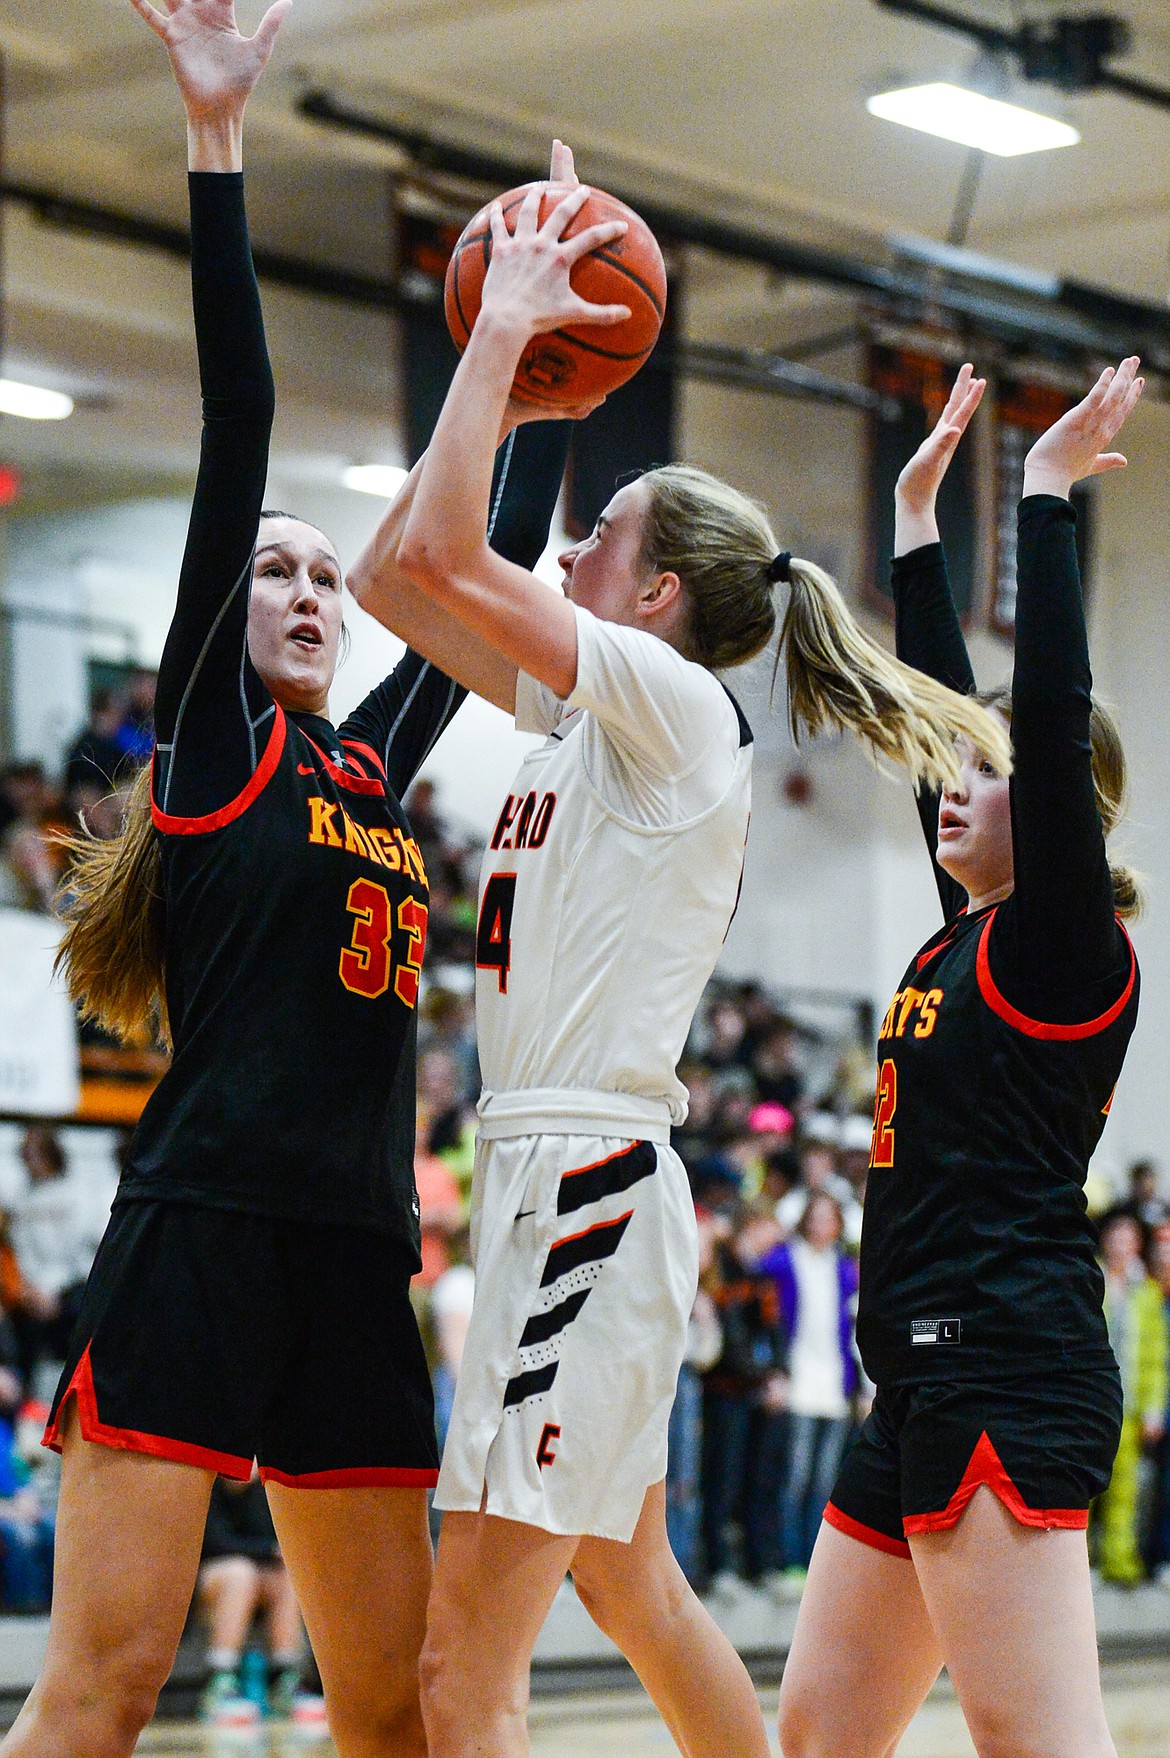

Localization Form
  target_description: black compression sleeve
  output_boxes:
[153,172,274,818]
[890,543,974,920]
[342,421,572,798]
[990,496,1127,1009]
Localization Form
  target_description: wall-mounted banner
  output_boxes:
[0,909,80,1117]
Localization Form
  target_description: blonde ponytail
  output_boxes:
[54,764,170,1047]
[780,559,1012,793]
[638,464,1011,791]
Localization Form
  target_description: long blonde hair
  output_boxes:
[639,465,1012,790]
[976,686,1141,920]
[54,763,169,1047]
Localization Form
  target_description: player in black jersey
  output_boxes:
[1,9,567,1758]
[778,359,1145,1758]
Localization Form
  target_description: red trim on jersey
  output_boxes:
[259,1464,438,1489]
[341,738,387,779]
[823,1501,912,1560]
[549,1209,636,1254]
[916,924,959,973]
[301,733,385,795]
[901,1430,1088,1537]
[560,1144,641,1185]
[151,707,287,836]
[41,1343,253,1479]
[975,911,1136,1041]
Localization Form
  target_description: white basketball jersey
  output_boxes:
[474,604,753,1122]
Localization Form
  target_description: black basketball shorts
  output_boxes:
[45,1198,439,1487]
[825,1364,1122,1558]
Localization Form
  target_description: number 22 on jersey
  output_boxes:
[339,878,427,1005]
[869,1058,897,1169]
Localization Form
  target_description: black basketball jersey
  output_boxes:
[121,668,455,1240]
[114,172,567,1245]
[864,497,1141,1385]
[856,899,1138,1386]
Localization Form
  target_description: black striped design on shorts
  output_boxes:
[539,1210,633,1288]
[502,1362,558,1408]
[557,1140,657,1215]
[518,1288,592,1348]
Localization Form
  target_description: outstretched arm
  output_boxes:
[994,359,1143,1004]
[397,145,629,699]
[130,0,289,819]
[889,366,985,915]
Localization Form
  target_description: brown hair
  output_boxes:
[638,465,1012,790]
[974,686,1141,920]
[54,511,347,1047]
[54,764,169,1046]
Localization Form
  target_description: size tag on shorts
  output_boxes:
[911,1318,962,1346]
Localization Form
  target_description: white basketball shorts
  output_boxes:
[433,1130,698,1542]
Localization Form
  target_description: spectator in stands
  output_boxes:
[702,995,750,1073]
[1096,1210,1169,1584]
[113,667,156,765]
[0,763,65,914]
[666,1209,723,1586]
[760,1192,859,1586]
[404,778,445,876]
[63,690,130,816]
[0,1316,53,1613]
[429,1232,475,1455]
[701,1202,788,1594]
[413,1148,464,1289]
[419,986,478,1101]
[671,1063,720,1171]
[1144,1224,1170,1586]
[1123,1159,1170,1236]
[750,1018,805,1114]
[418,1048,477,1194]
[8,1128,111,1387]
[198,1473,311,1725]
[776,1133,859,1242]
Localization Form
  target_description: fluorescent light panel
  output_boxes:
[0,378,73,420]
[343,463,409,498]
[867,84,1080,157]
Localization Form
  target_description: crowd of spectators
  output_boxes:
[2,710,1170,1643]
[0,670,156,915]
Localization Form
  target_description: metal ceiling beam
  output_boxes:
[296,88,1170,373]
[0,176,880,415]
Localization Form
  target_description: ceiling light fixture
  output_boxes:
[342,463,409,498]
[866,83,1080,156]
[0,378,74,420]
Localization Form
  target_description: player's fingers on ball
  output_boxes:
[571,298,631,327]
[545,184,591,238]
[563,219,627,262]
[515,186,543,236]
[488,200,509,246]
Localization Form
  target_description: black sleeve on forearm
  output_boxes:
[989,497,1129,1012]
[152,172,275,820]
[342,421,572,799]
[890,542,974,920]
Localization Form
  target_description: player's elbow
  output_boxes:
[396,524,461,600]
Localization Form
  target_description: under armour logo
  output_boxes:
[536,1423,560,1469]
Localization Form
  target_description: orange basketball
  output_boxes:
[444,183,667,408]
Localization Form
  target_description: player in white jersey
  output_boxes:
[349,143,1010,1758]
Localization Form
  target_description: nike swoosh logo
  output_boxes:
[297,762,317,775]
[514,1209,537,1222]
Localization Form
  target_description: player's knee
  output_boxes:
[327,1688,427,1758]
[776,1684,838,1758]
[571,1552,685,1640]
[962,1708,1113,1758]
[32,1626,176,1754]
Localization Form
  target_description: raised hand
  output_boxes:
[893,363,985,555]
[1023,357,1144,500]
[480,181,631,341]
[128,0,290,123]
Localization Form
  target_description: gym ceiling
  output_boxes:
[2,0,1169,498]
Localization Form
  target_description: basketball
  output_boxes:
[444,182,667,408]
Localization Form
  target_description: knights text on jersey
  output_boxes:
[120,690,449,1242]
[856,902,1138,1386]
[475,606,753,1114]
